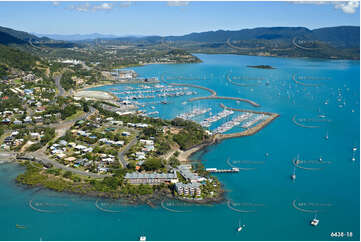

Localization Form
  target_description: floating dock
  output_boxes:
[206,168,240,173]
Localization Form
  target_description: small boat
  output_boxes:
[310,214,319,226]
[295,154,301,165]
[324,130,329,140]
[16,224,26,229]
[237,219,244,232]
[353,147,357,152]
[139,236,146,241]
[319,156,323,162]
[291,167,296,180]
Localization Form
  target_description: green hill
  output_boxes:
[0,44,39,71]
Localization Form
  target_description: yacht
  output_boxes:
[237,219,244,232]
[291,167,296,180]
[139,236,146,241]
[310,214,319,226]
[324,130,329,140]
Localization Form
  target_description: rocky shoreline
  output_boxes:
[16,176,226,207]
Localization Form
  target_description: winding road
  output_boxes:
[27,152,110,178]
[118,135,139,168]
[54,74,66,97]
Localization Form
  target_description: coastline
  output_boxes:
[14,162,225,206]
[15,54,279,207]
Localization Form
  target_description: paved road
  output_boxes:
[49,106,96,128]
[27,152,110,178]
[54,74,65,97]
[118,136,138,168]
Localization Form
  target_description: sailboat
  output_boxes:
[310,214,319,226]
[295,154,300,165]
[291,167,296,180]
[352,149,356,162]
[237,219,244,232]
[324,130,329,140]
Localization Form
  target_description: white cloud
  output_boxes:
[167,1,189,7]
[52,1,59,6]
[334,1,360,14]
[292,1,359,14]
[69,2,119,12]
[93,3,113,10]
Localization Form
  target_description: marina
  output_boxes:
[177,107,212,120]
[1,53,359,241]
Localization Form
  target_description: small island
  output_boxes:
[247,65,275,69]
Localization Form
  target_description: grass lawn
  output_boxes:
[64,110,85,122]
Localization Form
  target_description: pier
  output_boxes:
[206,167,240,173]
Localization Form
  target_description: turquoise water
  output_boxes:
[1,54,359,241]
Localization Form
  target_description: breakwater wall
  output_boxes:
[220,103,270,114]
[217,113,279,140]
[216,103,279,140]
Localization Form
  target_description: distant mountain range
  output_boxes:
[0,25,359,59]
[33,33,146,41]
[107,26,359,48]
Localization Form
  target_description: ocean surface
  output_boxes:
[1,54,359,241]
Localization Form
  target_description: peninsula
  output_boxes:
[0,25,280,206]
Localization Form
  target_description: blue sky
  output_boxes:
[0,1,359,36]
